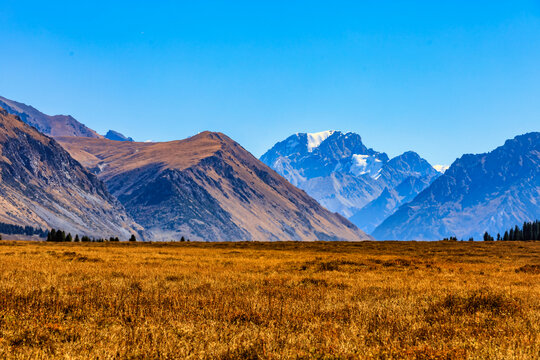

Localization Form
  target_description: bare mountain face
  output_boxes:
[260,131,439,232]
[373,132,540,240]
[58,132,371,242]
[0,96,102,138]
[0,107,140,238]
[105,130,133,142]
[349,175,434,233]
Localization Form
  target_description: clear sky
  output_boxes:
[1,1,539,165]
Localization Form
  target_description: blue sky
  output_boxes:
[1,1,539,165]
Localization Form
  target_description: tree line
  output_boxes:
[0,222,47,237]
[46,228,137,242]
[443,220,540,241]
[489,220,540,241]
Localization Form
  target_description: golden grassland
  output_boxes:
[0,240,538,359]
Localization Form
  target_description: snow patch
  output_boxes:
[434,165,450,173]
[350,154,383,178]
[306,130,335,152]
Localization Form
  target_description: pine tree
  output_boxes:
[515,225,521,241]
[56,230,66,242]
[66,233,73,242]
[129,234,136,242]
[74,234,80,242]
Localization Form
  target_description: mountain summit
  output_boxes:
[373,132,540,240]
[0,96,101,138]
[261,131,439,231]
[105,130,134,142]
[58,131,371,242]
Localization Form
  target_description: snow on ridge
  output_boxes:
[306,130,335,152]
[350,154,383,178]
[434,165,450,173]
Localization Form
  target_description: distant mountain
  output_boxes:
[0,107,140,238]
[260,131,439,229]
[373,132,540,240]
[105,130,133,142]
[350,175,434,233]
[58,132,371,242]
[0,96,101,138]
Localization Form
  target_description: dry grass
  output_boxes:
[0,241,538,359]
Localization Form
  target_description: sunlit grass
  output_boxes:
[0,241,538,359]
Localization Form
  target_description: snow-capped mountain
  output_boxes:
[373,132,540,240]
[260,131,439,228]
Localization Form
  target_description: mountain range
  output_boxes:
[0,94,538,241]
[57,133,369,241]
[260,131,440,232]
[0,96,370,241]
[373,132,540,240]
[0,96,134,143]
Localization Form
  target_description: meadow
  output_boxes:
[0,240,538,359]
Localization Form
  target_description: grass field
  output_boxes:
[0,240,538,359]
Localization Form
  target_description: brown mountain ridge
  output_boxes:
[0,96,102,139]
[0,107,140,238]
[58,132,371,241]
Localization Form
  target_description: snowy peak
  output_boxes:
[306,130,335,152]
[261,131,438,226]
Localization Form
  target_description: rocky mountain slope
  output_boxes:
[260,131,439,230]
[373,132,540,240]
[0,96,102,138]
[350,175,434,233]
[0,107,140,238]
[58,132,371,242]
